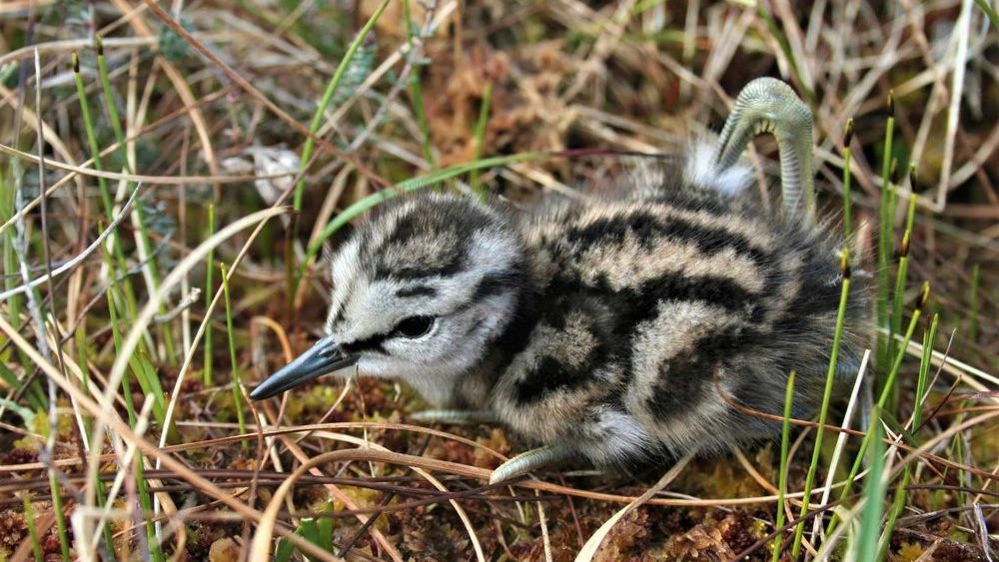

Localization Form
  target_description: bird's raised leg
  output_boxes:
[489,444,579,485]
[715,77,816,223]
[410,410,498,425]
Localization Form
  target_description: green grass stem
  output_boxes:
[22,495,44,562]
[888,189,917,412]
[855,407,887,562]
[791,252,852,559]
[469,82,493,196]
[74,328,118,558]
[403,0,435,166]
[47,472,71,562]
[876,93,896,377]
[72,51,140,320]
[95,36,177,364]
[827,282,929,537]
[879,313,939,560]
[221,262,247,448]
[1,167,46,410]
[974,0,999,27]
[204,203,216,386]
[287,0,392,302]
[772,371,795,562]
[105,256,164,562]
[292,0,392,212]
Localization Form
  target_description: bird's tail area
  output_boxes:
[683,138,754,196]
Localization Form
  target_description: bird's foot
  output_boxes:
[410,410,498,425]
[489,444,578,485]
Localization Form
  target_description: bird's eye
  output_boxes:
[393,316,436,339]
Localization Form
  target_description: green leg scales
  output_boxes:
[715,77,816,223]
[410,410,498,425]
[489,444,578,485]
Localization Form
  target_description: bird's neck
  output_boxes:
[453,276,541,410]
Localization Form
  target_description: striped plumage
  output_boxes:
[251,78,871,481]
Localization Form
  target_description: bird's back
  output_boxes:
[485,155,869,468]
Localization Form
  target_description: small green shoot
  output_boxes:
[274,515,338,562]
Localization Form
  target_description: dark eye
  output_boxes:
[393,316,436,338]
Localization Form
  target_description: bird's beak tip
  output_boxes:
[248,336,358,400]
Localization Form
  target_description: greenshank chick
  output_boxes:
[250,78,870,484]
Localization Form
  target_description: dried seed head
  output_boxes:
[887,90,895,117]
[844,118,855,146]
[71,52,79,73]
[840,250,851,280]
[918,282,930,311]
[96,35,104,57]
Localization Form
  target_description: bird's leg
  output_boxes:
[489,444,579,485]
[410,410,498,425]
[714,77,816,223]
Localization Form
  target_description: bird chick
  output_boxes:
[250,78,870,483]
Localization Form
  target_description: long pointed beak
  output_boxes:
[249,336,359,400]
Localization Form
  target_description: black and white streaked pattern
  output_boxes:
[321,143,870,470]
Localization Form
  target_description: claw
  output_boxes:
[715,77,816,222]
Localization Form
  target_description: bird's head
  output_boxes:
[249,193,525,404]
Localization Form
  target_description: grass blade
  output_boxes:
[855,407,887,562]
[470,82,493,196]
[292,0,393,212]
[221,262,247,448]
